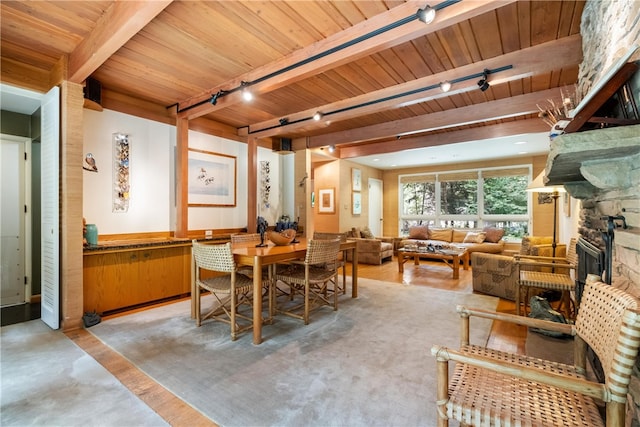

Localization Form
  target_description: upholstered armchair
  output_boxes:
[344,227,396,265]
[471,236,567,301]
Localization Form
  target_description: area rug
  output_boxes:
[89,278,498,427]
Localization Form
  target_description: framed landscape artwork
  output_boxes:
[187,148,236,207]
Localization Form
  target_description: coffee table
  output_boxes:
[397,247,469,279]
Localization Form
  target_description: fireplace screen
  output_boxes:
[576,237,605,304]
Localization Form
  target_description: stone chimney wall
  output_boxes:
[573,1,640,424]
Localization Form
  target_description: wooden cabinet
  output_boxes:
[83,244,191,314]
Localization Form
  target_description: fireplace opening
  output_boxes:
[576,237,607,382]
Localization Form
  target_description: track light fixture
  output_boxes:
[177,0,462,114]
[328,145,335,153]
[279,118,289,126]
[240,81,253,101]
[477,69,490,92]
[313,111,323,121]
[416,5,436,24]
[440,81,451,92]
[209,90,227,105]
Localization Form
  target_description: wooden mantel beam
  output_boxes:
[308,88,561,147]
[176,0,514,120]
[243,35,582,139]
[338,119,549,159]
[68,1,173,84]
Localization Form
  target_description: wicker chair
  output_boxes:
[192,240,256,340]
[515,237,578,319]
[431,274,640,427]
[275,238,341,324]
[230,233,277,315]
[313,232,348,295]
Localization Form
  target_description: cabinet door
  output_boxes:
[137,246,190,302]
[83,251,139,313]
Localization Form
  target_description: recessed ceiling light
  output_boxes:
[514,141,527,145]
[373,158,380,162]
[518,151,528,155]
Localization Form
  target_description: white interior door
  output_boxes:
[1,137,26,306]
[368,178,383,237]
[40,86,60,329]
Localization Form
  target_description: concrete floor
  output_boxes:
[0,319,168,426]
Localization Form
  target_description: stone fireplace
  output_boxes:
[544,0,640,423]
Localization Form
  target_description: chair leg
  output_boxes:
[230,292,237,341]
[195,286,202,326]
[515,283,521,316]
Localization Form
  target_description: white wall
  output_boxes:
[83,109,286,235]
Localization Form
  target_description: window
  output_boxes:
[399,166,530,239]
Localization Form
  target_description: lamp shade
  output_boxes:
[527,171,566,193]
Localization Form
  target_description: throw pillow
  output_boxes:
[352,227,362,238]
[430,228,453,242]
[361,226,375,239]
[408,225,429,240]
[463,231,486,244]
[483,227,505,243]
[452,229,468,243]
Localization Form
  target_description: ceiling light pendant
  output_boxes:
[416,5,436,24]
[440,81,451,92]
[313,111,323,121]
[477,69,490,92]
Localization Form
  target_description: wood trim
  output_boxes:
[60,80,85,332]
[67,328,217,427]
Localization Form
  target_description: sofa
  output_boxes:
[345,227,396,265]
[471,236,567,301]
[399,225,506,255]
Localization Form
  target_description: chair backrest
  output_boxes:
[230,233,261,244]
[313,232,347,242]
[576,275,640,403]
[305,238,341,266]
[566,237,578,266]
[192,240,235,273]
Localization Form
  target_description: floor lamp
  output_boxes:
[527,171,566,258]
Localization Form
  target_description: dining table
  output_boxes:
[191,237,358,345]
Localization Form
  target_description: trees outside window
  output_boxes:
[399,167,530,239]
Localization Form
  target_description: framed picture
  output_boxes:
[352,168,362,191]
[188,148,236,207]
[318,188,335,214]
[352,192,362,215]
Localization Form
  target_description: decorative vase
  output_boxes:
[85,224,98,245]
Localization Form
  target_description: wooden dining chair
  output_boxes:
[192,240,255,340]
[275,238,342,324]
[431,274,640,427]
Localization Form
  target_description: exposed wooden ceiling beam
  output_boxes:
[308,87,561,147]
[176,0,515,120]
[338,119,549,158]
[243,34,582,138]
[68,0,172,83]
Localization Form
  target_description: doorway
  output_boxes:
[368,178,383,236]
[1,136,28,307]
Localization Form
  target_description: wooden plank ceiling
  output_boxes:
[0,0,584,158]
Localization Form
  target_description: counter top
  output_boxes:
[83,236,231,254]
